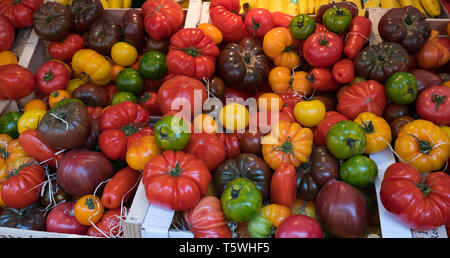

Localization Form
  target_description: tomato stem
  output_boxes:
[318,34,331,48]
[230,185,243,200]
[168,163,184,178]
[122,124,140,137]
[248,17,261,37]
[271,136,294,156]
[43,68,54,81]
[417,179,431,196]
[359,119,375,134]
[182,47,201,57]
[0,148,8,159]
[344,137,361,156]
[140,92,151,103]
[431,94,447,111]
[408,134,433,155]
[85,197,95,210]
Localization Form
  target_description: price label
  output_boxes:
[411,226,447,238]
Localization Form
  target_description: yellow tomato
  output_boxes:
[74,194,104,226]
[193,113,218,134]
[66,77,89,95]
[72,49,112,85]
[24,99,48,112]
[17,109,47,134]
[354,112,392,154]
[126,135,161,171]
[441,125,450,137]
[111,42,138,67]
[0,51,18,66]
[49,90,71,108]
[197,23,223,45]
[220,103,249,131]
[257,93,283,112]
[54,0,70,5]
[293,100,326,128]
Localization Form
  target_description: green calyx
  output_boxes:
[408,134,433,155]
[168,163,183,178]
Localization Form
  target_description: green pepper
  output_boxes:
[385,72,418,105]
[289,14,316,41]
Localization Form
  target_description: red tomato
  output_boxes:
[185,133,226,171]
[244,8,274,38]
[87,208,127,238]
[337,80,387,120]
[271,11,294,29]
[46,201,89,235]
[308,68,340,92]
[313,111,348,147]
[139,90,161,115]
[332,58,355,84]
[216,132,242,159]
[142,150,212,211]
[209,0,246,42]
[270,162,297,207]
[184,196,232,238]
[99,101,150,131]
[166,28,220,80]
[126,126,154,150]
[18,129,64,168]
[36,60,71,94]
[416,85,450,126]
[223,87,251,102]
[276,92,303,108]
[0,16,14,51]
[302,31,343,68]
[98,129,127,161]
[101,167,141,210]
[380,163,450,230]
[158,75,208,119]
[0,0,42,28]
[141,0,184,41]
[86,106,104,120]
[104,84,119,105]
[47,33,85,61]
[275,214,324,238]
[1,163,45,209]
[0,64,35,100]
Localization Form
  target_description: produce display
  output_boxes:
[0,0,449,239]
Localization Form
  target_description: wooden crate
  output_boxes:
[0,7,186,238]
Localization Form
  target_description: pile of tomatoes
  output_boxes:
[0,0,449,238]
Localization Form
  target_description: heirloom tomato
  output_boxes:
[185,133,226,171]
[17,109,46,134]
[340,155,378,189]
[48,33,85,61]
[71,49,112,85]
[275,215,323,238]
[197,23,223,45]
[322,6,352,34]
[313,111,348,147]
[139,51,168,81]
[209,0,246,42]
[270,162,297,207]
[115,68,144,95]
[18,129,64,168]
[416,85,450,126]
[302,31,343,68]
[219,103,249,131]
[244,8,274,39]
[126,135,161,171]
[0,0,43,28]
[289,14,316,41]
[74,194,104,226]
[293,99,326,128]
[36,61,70,94]
[142,0,184,41]
[354,112,392,154]
[101,167,141,210]
[0,16,14,51]
[46,201,89,235]
[111,42,138,67]
[154,115,190,151]
[326,120,367,160]
[385,72,418,105]
[0,112,21,139]
[0,64,35,100]
[86,208,127,238]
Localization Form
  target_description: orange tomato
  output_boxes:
[269,66,291,92]
[291,71,312,96]
[447,22,450,36]
[197,23,223,45]
[291,199,316,219]
[193,113,218,134]
[126,135,162,171]
[111,64,124,83]
[273,51,300,69]
[0,51,18,66]
[49,90,71,107]
[443,81,450,88]
[263,27,294,60]
[261,203,293,227]
[24,99,48,112]
[258,93,283,112]
[0,183,5,208]
[74,194,104,226]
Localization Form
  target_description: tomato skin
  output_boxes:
[0,0,43,28]
[48,33,85,61]
[0,16,14,51]
[99,101,150,131]
[98,129,127,161]
[0,64,35,100]
[322,7,352,34]
[275,214,323,238]
[74,194,104,226]
[332,58,355,84]
[18,129,64,168]
[154,115,191,151]
[244,8,274,39]
[337,80,387,120]
[326,120,367,160]
[344,16,372,60]
[46,201,89,235]
[354,112,392,154]
[272,11,294,29]
[139,90,161,115]
[216,132,241,159]
[314,111,348,147]
[302,31,343,68]
[197,23,223,45]
[166,28,220,81]
[126,135,162,171]
[184,196,232,238]
[36,61,70,94]
[289,14,316,41]
[293,100,326,128]
[158,75,207,120]
[101,167,141,210]
[209,0,246,42]
[87,208,127,238]
[416,85,450,126]
[307,68,340,92]
[220,178,262,222]
[270,163,297,207]
[142,150,211,211]
[380,163,450,230]
[142,0,184,41]
[1,163,45,209]
[185,133,226,171]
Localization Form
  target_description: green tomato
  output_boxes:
[247,213,273,238]
[289,14,316,40]
[111,92,139,105]
[0,111,22,139]
[51,98,85,109]
[340,155,378,189]
[220,178,262,223]
[115,68,144,94]
[350,76,366,86]
[322,7,352,34]
[154,115,190,151]
[326,120,367,160]
[385,72,418,105]
[139,51,168,80]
